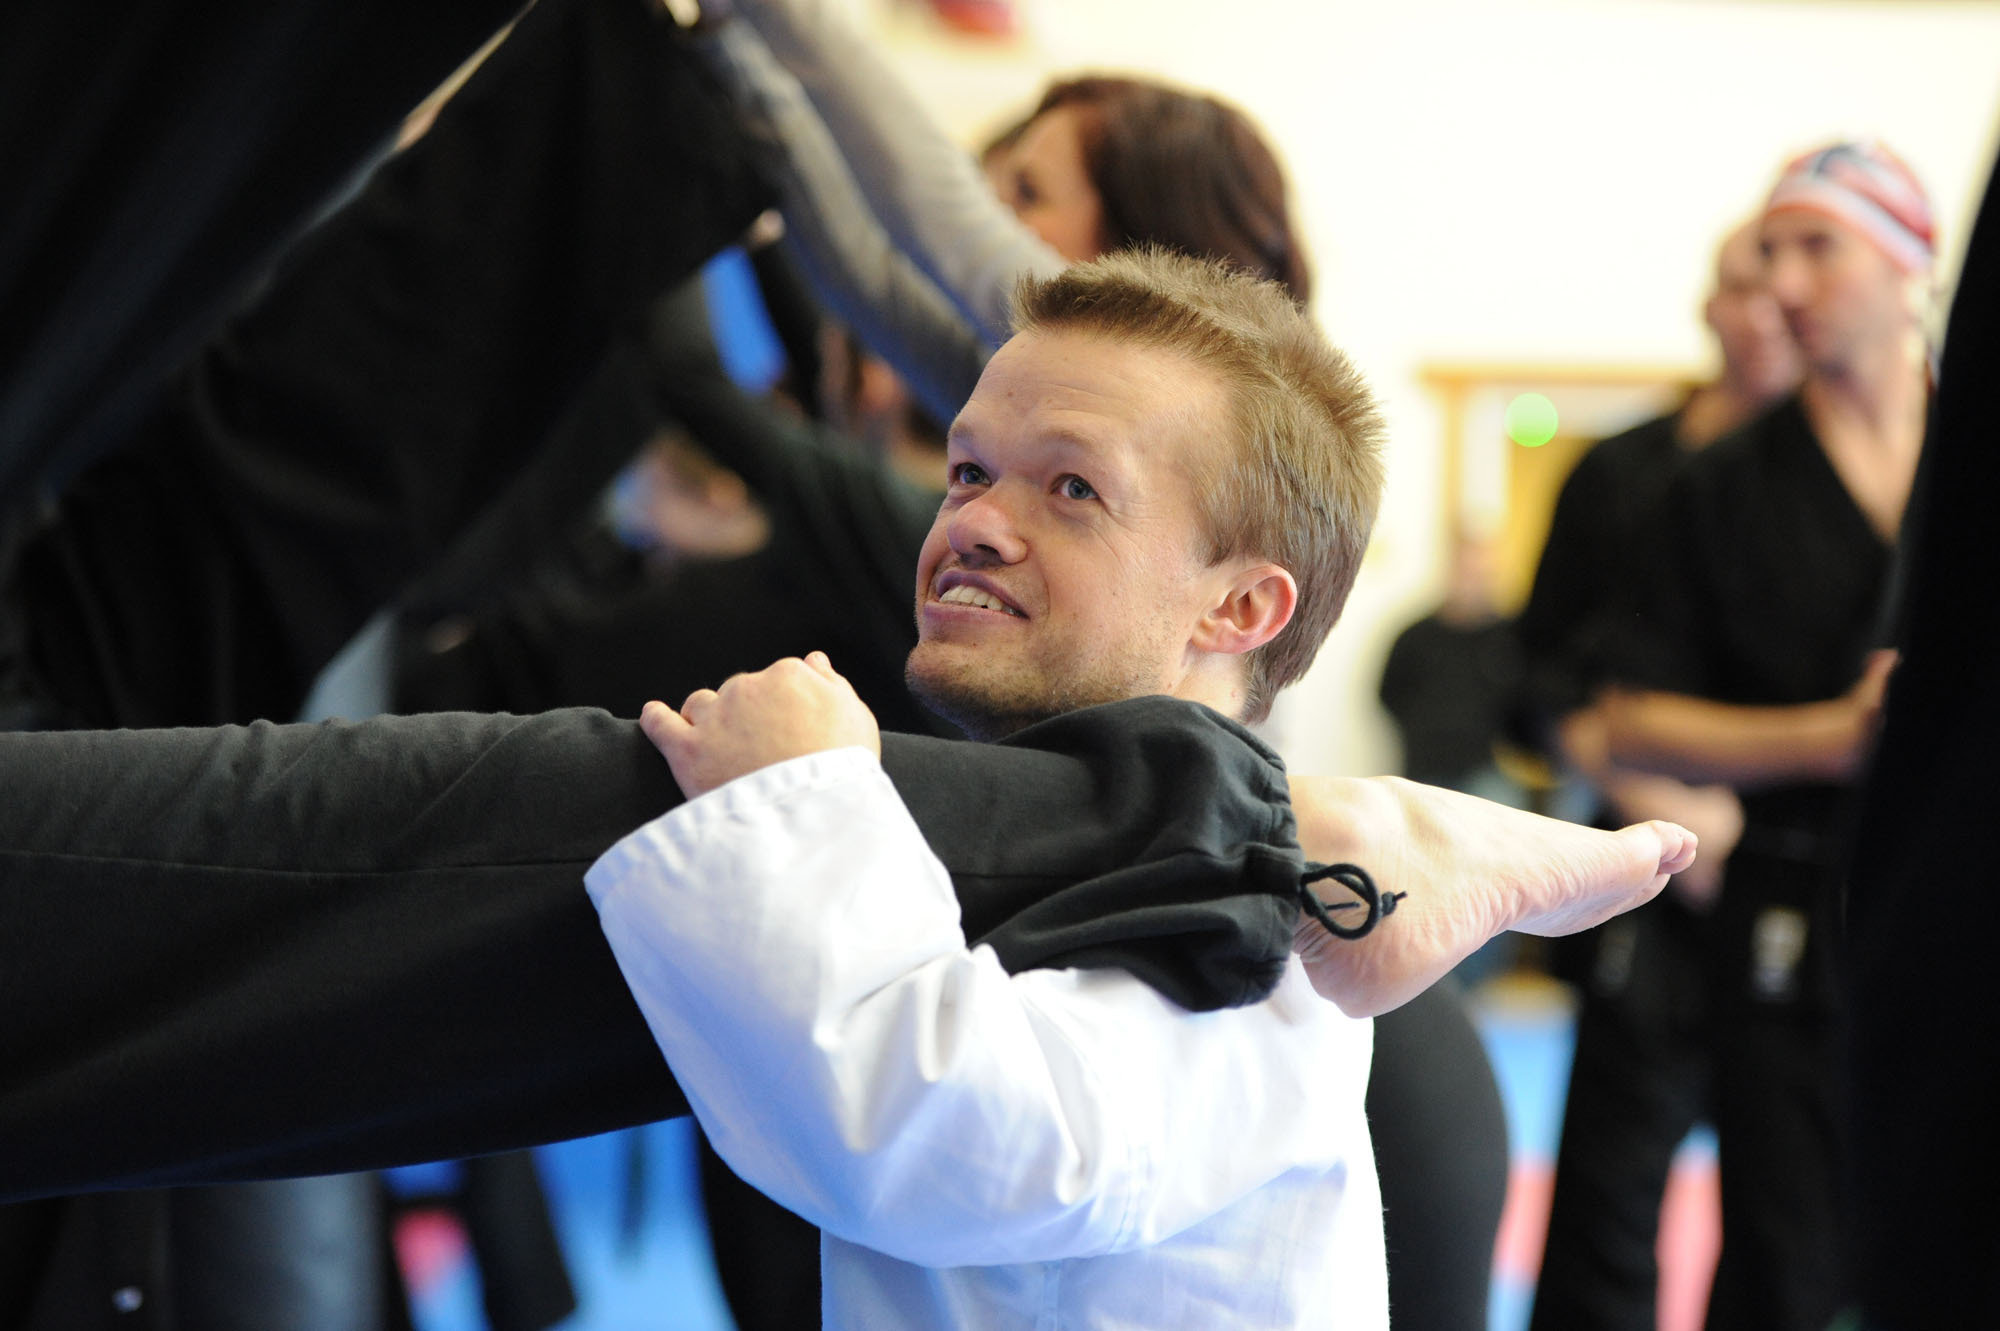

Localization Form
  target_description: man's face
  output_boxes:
[906,330,1236,739]
[1759,208,1914,378]
[1705,226,1801,402]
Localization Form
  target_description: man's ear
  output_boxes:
[1192,563,1297,657]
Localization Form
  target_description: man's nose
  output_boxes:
[947,487,1028,566]
[1747,291,1791,337]
[1766,250,1812,309]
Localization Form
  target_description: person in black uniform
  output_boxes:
[1843,140,2000,1331]
[1,1,781,1325]
[1524,219,1800,1331]
[1582,141,1932,1331]
[1379,528,1524,799]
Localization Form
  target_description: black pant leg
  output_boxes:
[699,1135,821,1331]
[167,1176,388,1331]
[1367,980,1510,1331]
[459,1153,577,1331]
[0,710,691,1198]
[1702,864,1845,1331]
[0,698,1300,1201]
[0,0,521,499]
[11,0,772,730]
[1531,902,1710,1331]
[1705,1006,1843,1331]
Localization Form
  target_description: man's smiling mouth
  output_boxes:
[937,585,1025,617]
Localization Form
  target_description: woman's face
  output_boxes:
[997,104,1108,262]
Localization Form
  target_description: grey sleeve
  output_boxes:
[704,22,992,421]
[731,0,1068,339]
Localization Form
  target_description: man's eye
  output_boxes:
[1059,476,1096,501]
[950,462,988,486]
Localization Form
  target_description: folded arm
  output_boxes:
[589,658,1364,1265]
[1590,650,1895,788]
[589,747,1363,1265]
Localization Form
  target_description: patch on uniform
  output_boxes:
[1750,906,1809,1001]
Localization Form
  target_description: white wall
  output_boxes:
[861,0,2000,776]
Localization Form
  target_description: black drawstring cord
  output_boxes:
[1298,862,1406,941]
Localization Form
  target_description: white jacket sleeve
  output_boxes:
[585,748,1366,1268]
[730,0,1067,342]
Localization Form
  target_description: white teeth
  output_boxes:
[939,585,1021,616]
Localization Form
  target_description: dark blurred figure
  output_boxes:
[392,282,947,740]
[1577,142,1932,1331]
[0,2,772,1325]
[0,0,517,503]
[1378,528,1525,801]
[1842,143,2000,1331]
[1524,220,1799,1331]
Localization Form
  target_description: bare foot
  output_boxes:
[1287,775,1695,1017]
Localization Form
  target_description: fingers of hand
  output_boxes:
[639,699,691,753]
[639,697,713,801]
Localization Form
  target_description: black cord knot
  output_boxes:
[1298,862,1406,941]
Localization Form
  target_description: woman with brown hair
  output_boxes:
[1002,74,1311,299]
[701,0,1308,416]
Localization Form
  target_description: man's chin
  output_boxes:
[904,654,1050,743]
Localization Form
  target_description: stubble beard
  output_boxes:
[904,648,1071,742]
[903,634,1178,743]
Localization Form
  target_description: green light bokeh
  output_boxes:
[1505,392,1560,448]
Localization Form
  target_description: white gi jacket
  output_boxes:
[586,748,1386,1330]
